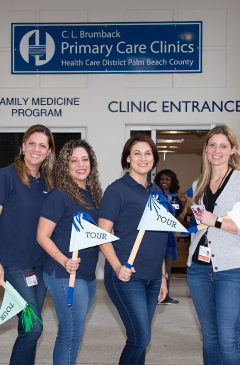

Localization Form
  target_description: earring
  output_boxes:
[22,151,25,155]
[46,156,49,160]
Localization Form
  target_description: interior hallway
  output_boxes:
[0,278,203,365]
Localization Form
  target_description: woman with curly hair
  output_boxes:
[37,140,102,365]
[154,169,191,304]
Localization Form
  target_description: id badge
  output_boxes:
[198,246,211,263]
[23,272,38,287]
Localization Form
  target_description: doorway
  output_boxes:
[0,127,86,168]
[126,124,214,275]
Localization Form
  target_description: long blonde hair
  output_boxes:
[193,125,240,204]
[14,124,55,191]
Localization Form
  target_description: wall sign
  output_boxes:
[12,22,202,74]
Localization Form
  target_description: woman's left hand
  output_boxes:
[158,278,168,303]
[198,209,216,227]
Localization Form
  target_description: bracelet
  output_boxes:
[54,251,59,261]
[115,264,122,273]
[162,273,168,279]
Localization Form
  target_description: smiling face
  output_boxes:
[159,174,172,193]
[206,133,236,168]
[127,141,154,180]
[68,147,91,189]
[22,132,50,171]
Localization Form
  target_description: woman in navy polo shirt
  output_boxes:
[0,124,55,365]
[37,140,102,365]
[155,169,191,305]
[98,134,168,365]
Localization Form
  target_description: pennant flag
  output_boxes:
[67,211,119,307]
[69,211,119,252]
[137,195,188,233]
[186,187,193,198]
[0,280,43,331]
[126,193,187,269]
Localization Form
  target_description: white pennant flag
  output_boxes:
[69,214,119,252]
[0,281,26,325]
[137,196,188,233]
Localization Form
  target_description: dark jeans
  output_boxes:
[4,265,46,365]
[104,269,161,365]
[187,262,240,365]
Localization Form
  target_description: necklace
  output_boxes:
[216,166,230,191]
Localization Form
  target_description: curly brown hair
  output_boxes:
[52,140,102,209]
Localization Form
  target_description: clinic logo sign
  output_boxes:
[12,22,202,74]
[19,30,55,66]
[12,24,58,73]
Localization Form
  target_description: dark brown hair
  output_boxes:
[121,134,159,170]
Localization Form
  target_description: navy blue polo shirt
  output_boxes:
[99,173,168,280]
[0,165,47,267]
[171,195,183,218]
[40,187,99,281]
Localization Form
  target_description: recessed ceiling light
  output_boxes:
[157,139,184,143]
[158,150,175,153]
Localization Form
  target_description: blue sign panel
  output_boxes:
[12,22,202,74]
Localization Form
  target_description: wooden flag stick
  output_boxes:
[126,195,160,269]
[126,230,145,269]
[67,249,79,307]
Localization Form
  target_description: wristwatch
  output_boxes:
[162,273,168,279]
[215,217,223,229]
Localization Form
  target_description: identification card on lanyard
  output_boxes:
[198,245,211,263]
[198,230,211,263]
[23,271,38,287]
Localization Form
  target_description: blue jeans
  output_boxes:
[187,262,240,365]
[104,269,161,365]
[44,271,96,365]
[3,265,46,365]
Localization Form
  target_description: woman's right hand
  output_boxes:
[64,257,81,274]
[115,264,136,282]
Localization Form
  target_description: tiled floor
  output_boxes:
[0,279,203,365]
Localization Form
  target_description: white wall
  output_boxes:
[156,153,202,192]
[1,0,240,278]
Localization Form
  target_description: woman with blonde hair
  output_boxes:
[187,124,240,364]
[0,124,55,365]
[37,139,102,365]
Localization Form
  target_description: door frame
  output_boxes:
[125,124,216,181]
